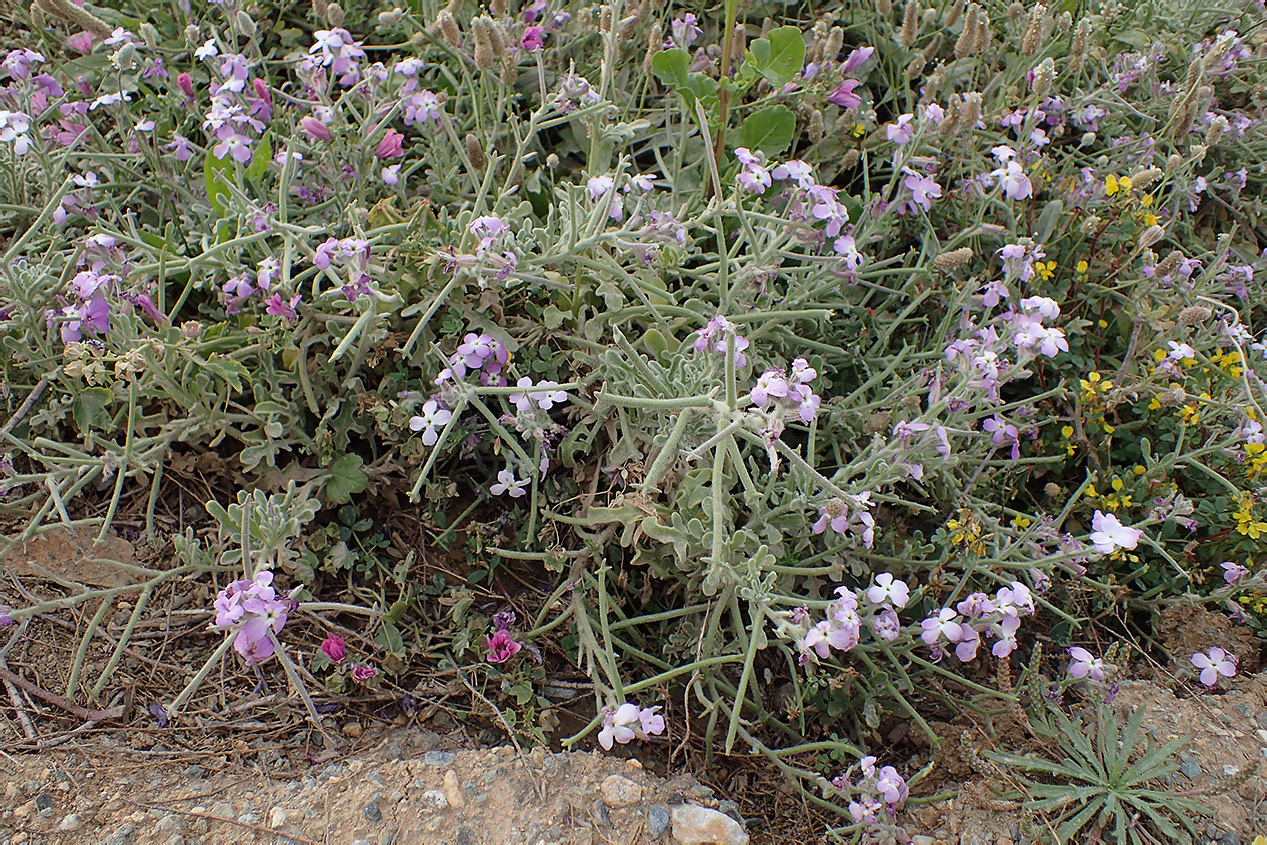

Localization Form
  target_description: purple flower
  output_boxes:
[486,629,522,663]
[1221,561,1250,585]
[886,114,914,145]
[694,315,749,367]
[1089,510,1142,555]
[827,78,862,109]
[839,45,874,74]
[1191,647,1237,687]
[351,664,377,684]
[902,169,942,212]
[301,115,332,141]
[213,132,253,163]
[865,573,910,608]
[981,414,1020,459]
[0,605,13,627]
[1067,646,1105,681]
[670,13,701,47]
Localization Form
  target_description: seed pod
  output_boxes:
[1166,153,1183,170]
[934,247,974,272]
[906,56,925,77]
[490,0,506,14]
[731,23,747,63]
[1129,167,1162,190]
[489,21,509,59]
[945,0,962,27]
[960,91,982,128]
[472,17,494,68]
[435,10,461,47]
[954,4,980,58]
[312,0,328,18]
[29,0,45,29]
[599,6,612,33]
[1056,10,1071,31]
[1079,215,1101,235]
[825,26,844,61]
[1031,56,1054,99]
[876,0,892,16]
[900,0,919,47]
[139,22,159,48]
[643,21,662,75]
[842,149,860,169]
[1043,482,1061,498]
[760,17,773,38]
[973,8,992,54]
[326,1,344,26]
[940,95,962,135]
[465,134,486,169]
[379,8,404,25]
[1154,250,1183,278]
[1006,1,1024,19]
[1178,305,1212,325]
[1020,4,1045,54]
[1206,114,1228,144]
[36,0,110,37]
[1070,17,1091,69]
[619,11,642,40]
[809,109,825,144]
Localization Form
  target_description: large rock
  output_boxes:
[671,804,749,845]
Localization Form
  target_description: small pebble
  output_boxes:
[442,769,465,809]
[1256,711,1267,730]
[106,822,138,845]
[600,774,643,808]
[1179,756,1201,779]
[363,801,383,823]
[648,804,671,838]
[183,765,206,780]
[424,750,456,766]
[593,799,612,828]
[456,825,475,845]
[421,790,449,811]
[158,813,185,833]
[343,722,364,738]
[270,807,288,828]
[671,804,749,845]
[1220,833,1241,845]
[58,813,83,832]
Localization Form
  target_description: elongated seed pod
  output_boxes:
[900,0,919,47]
[945,0,962,27]
[472,17,494,68]
[955,4,980,59]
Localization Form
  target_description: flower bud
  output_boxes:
[934,247,974,272]
[1177,305,1212,326]
[235,10,257,37]
[325,1,345,26]
[899,0,919,47]
[1030,57,1054,99]
[435,10,461,47]
[379,8,404,26]
[465,133,485,169]
[111,43,138,71]
[472,17,495,69]
[1138,225,1165,249]
[139,22,158,49]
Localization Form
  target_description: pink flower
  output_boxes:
[375,129,404,159]
[1221,561,1250,585]
[177,72,195,101]
[1089,510,1142,555]
[65,32,94,54]
[264,293,301,324]
[1067,646,1105,681]
[485,629,522,663]
[1191,647,1236,687]
[351,664,377,684]
[320,633,347,664]
[301,116,332,141]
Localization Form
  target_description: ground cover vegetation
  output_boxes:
[1,0,1266,838]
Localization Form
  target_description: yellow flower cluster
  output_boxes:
[946,509,987,556]
[1233,495,1267,540]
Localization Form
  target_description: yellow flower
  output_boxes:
[1075,259,1089,275]
[1011,514,1032,529]
[1143,211,1158,226]
[1034,260,1056,281]
[1105,174,1120,195]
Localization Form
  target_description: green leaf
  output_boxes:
[374,621,406,657]
[203,150,235,217]
[745,26,806,87]
[72,386,114,433]
[246,132,272,181]
[651,49,690,90]
[202,353,250,391]
[739,105,797,156]
[325,454,368,504]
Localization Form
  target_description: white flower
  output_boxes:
[408,400,453,446]
[1167,340,1196,360]
[1089,510,1142,555]
[490,467,528,498]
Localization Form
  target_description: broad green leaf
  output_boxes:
[651,49,690,89]
[739,105,796,156]
[374,621,406,656]
[745,26,806,87]
[246,132,272,181]
[204,150,235,217]
[325,453,368,504]
[72,386,114,433]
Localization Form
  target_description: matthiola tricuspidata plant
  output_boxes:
[2,0,1266,835]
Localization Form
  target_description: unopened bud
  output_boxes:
[1030,56,1054,99]
[1177,305,1212,326]
[934,247,974,272]
[1129,167,1162,190]
[900,0,919,47]
[111,43,138,71]
[139,22,159,49]
[809,109,824,144]
[325,1,344,26]
[1138,225,1165,249]
[379,9,404,26]
[181,321,204,340]
[1079,131,1096,146]
[435,10,461,47]
[842,149,860,169]
[1080,215,1102,235]
[472,17,494,68]
[1043,482,1061,498]
[825,26,844,60]
[465,134,485,169]
[235,10,257,36]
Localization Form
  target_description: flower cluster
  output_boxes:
[811,493,876,549]
[597,701,666,750]
[436,331,509,385]
[317,633,377,685]
[212,570,292,664]
[692,315,749,367]
[789,574,908,665]
[919,581,1036,662]
[833,756,908,828]
[750,358,821,423]
[486,610,523,663]
[314,236,374,301]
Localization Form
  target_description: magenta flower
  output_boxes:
[177,72,195,101]
[1067,646,1105,681]
[320,633,347,664]
[902,170,942,212]
[840,45,874,74]
[264,293,301,324]
[521,26,544,51]
[1221,561,1250,585]
[351,664,377,684]
[375,129,404,160]
[409,400,453,446]
[1191,647,1237,687]
[66,32,94,54]
[485,629,522,663]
